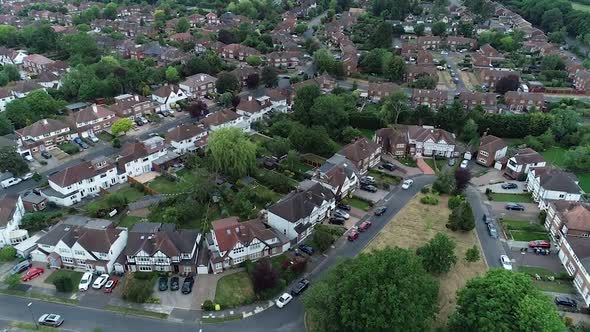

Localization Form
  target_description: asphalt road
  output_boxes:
[466,186,505,268]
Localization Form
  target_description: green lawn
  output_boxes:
[518,266,558,278]
[398,157,417,167]
[577,173,590,192]
[533,280,576,293]
[541,147,590,192]
[510,231,550,241]
[343,197,372,211]
[502,219,549,241]
[98,132,114,142]
[44,270,83,293]
[214,272,255,309]
[424,159,437,172]
[119,215,145,228]
[488,193,533,203]
[117,187,145,203]
[572,1,590,12]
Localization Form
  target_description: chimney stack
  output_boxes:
[200,74,205,81]
[134,95,139,101]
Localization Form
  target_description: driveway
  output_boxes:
[488,202,540,220]
[471,169,506,186]
[511,249,565,273]
[381,155,423,177]
[478,182,528,194]
[152,277,199,310]
[353,188,388,203]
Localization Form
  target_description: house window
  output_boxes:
[559,194,565,198]
[62,257,74,264]
[234,257,245,264]
[137,257,150,263]
[58,248,70,254]
[139,266,152,272]
[233,247,244,254]
[183,266,192,273]
[74,250,85,256]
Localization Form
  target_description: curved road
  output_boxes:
[0,175,436,332]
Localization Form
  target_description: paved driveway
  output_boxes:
[353,188,388,203]
[478,181,528,194]
[511,249,565,273]
[152,276,199,309]
[489,202,540,220]
[471,169,507,186]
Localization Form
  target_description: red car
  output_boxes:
[529,240,551,248]
[358,221,372,232]
[104,279,118,293]
[22,267,44,281]
[347,229,359,241]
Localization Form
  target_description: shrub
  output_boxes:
[0,246,16,261]
[3,274,20,288]
[202,300,215,311]
[448,195,464,210]
[312,227,335,253]
[112,137,121,148]
[53,275,74,292]
[122,275,154,303]
[446,202,475,231]
[420,195,439,205]
[465,245,480,262]
[420,187,430,194]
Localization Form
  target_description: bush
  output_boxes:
[59,142,80,155]
[446,202,475,231]
[0,246,16,261]
[202,300,215,311]
[465,245,480,262]
[122,275,154,303]
[53,275,74,292]
[420,195,439,205]
[448,195,464,210]
[112,137,121,148]
[3,274,20,288]
[312,227,335,253]
[420,187,430,194]
[20,211,63,233]
[433,171,455,194]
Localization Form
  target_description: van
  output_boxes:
[10,260,31,275]
[1,177,22,189]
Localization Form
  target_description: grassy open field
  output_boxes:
[364,194,487,327]
[214,272,255,309]
[572,1,590,12]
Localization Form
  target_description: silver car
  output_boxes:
[38,314,64,327]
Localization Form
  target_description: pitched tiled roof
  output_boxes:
[125,224,199,257]
[211,217,280,253]
[479,135,506,153]
[153,84,183,98]
[512,148,544,165]
[165,123,206,142]
[557,203,590,232]
[0,195,19,227]
[48,160,114,188]
[337,137,381,163]
[69,104,114,124]
[408,126,456,145]
[268,182,334,223]
[16,119,69,138]
[533,168,582,193]
[200,109,240,127]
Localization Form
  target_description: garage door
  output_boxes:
[31,250,47,263]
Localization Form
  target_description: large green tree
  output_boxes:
[215,72,241,94]
[380,90,408,125]
[0,146,29,176]
[208,128,256,178]
[384,56,406,82]
[293,84,321,127]
[303,247,439,332]
[448,269,566,331]
[111,118,134,136]
[416,233,457,274]
[310,94,350,137]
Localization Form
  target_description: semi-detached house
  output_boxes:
[200,109,249,132]
[336,137,381,175]
[526,168,583,210]
[16,119,71,157]
[179,73,217,98]
[116,136,167,182]
[0,195,27,248]
[68,104,117,138]
[151,84,187,111]
[236,96,273,127]
[505,147,546,179]
[165,123,208,154]
[313,154,359,200]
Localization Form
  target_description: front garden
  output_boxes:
[500,219,549,242]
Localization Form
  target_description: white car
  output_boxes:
[500,255,512,270]
[334,210,350,219]
[401,179,414,189]
[79,272,93,291]
[20,172,34,181]
[92,274,109,289]
[460,160,469,169]
[275,293,293,308]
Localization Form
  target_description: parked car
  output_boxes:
[275,293,293,308]
[361,184,378,193]
[382,162,396,171]
[358,221,372,232]
[92,274,109,289]
[24,155,34,162]
[104,279,118,293]
[73,137,83,145]
[482,214,494,224]
[460,160,469,169]
[505,203,525,211]
[401,179,414,189]
[41,151,52,159]
[500,255,512,270]
[10,260,32,275]
[298,244,315,256]
[291,279,310,296]
[1,177,22,189]
[333,210,350,219]
[501,183,518,190]
[348,229,360,241]
[487,224,498,238]
[374,206,387,216]
[360,178,376,186]
[362,176,375,182]
[555,296,577,308]
[22,267,44,281]
[134,118,144,126]
[158,276,168,291]
[329,217,345,225]
[20,172,34,181]
[337,203,351,211]
[529,240,551,248]
[38,314,64,327]
[448,158,456,166]
[79,141,89,149]
[88,132,99,143]
[170,276,180,291]
[79,272,93,291]
[182,276,194,294]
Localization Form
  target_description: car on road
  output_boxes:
[104,279,118,293]
[529,240,551,248]
[361,184,378,193]
[79,272,93,291]
[92,274,109,289]
[22,267,44,281]
[500,255,512,270]
[482,214,494,224]
[1,176,22,189]
[329,216,345,225]
[555,296,577,308]
[170,276,180,291]
[10,260,32,275]
[374,206,387,216]
[20,172,34,181]
[333,210,350,219]
[291,279,310,296]
[298,244,315,256]
[181,276,194,294]
[487,224,498,238]
[38,314,64,327]
[505,203,525,211]
[158,276,168,291]
[337,203,351,211]
[460,159,469,169]
[358,221,372,232]
[501,183,518,190]
[41,151,52,159]
[401,179,414,189]
[347,229,359,241]
[275,293,293,308]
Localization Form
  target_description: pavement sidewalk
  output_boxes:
[202,300,275,321]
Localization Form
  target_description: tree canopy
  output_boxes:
[0,146,29,176]
[208,128,257,178]
[416,233,457,274]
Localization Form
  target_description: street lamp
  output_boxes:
[27,302,38,330]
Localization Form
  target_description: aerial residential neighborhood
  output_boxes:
[0,0,589,330]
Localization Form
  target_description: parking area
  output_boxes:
[471,169,509,186]
[152,276,199,309]
[511,249,564,273]
[353,188,388,203]
[479,181,528,194]
[488,201,540,220]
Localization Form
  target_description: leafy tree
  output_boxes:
[541,55,566,71]
[102,2,118,20]
[541,8,564,32]
[313,49,337,74]
[431,21,448,36]
[359,49,390,75]
[384,55,406,82]
[410,74,438,89]
[454,168,472,193]
[0,115,13,136]
[288,125,339,157]
[2,65,20,82]
[264,137,291,157]
[416,233,457,274]
[414,23,425,36]
[433,171,455,194]
[246,73,260,89]
[284,150,300,170]
[551,108,580,141]
[261,66,278,87]
[495,75,520,94]
[312,227,334,252]
[341,127,363,143]
[303,248,439,332]
[369,21,393,49]
[208,128,257,178]
[57,32,99,65]
[165,66,179,83]
[548,29,567,44]
[0,146,29,176]
[461,119,479,143]
[111,118,133,136]
[448,195,464,210]
[216,72,241,94]
[380,90,408,124]
[310,95,350,137]
[458,21,474,38]
[465,245,480,262]
[565,145,590,172]
[251,257,278,294]
[435,102,466,134]
[448,270,566,331]
[3,274,20,288]
[187,100,208,118]
[0,246,16,261]
[246,55,262,67]
[295,23,308,35]
[176,17,190,33]
[447,202,475,231]
[53,275,74,292]
[293,84,321,127]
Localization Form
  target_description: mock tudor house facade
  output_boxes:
[116,137,167,181]
[505,147,546,179]
[267,181,335,243]
[407,125,457,158]
[125,222,201,274]
[526,168,583,210]
[236,96,273,126]
[544,202,590,306]
[375,127,408,157]
[32,218,127,274]
[476,135,507,168]
[0,195,27,248]
[207,217,290,274]
[16,119,71,157]
[165,123,208,154]
[44,158,119,206]
[336,138,381,175]
[313,154,359,199]
[151,84,188,111]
